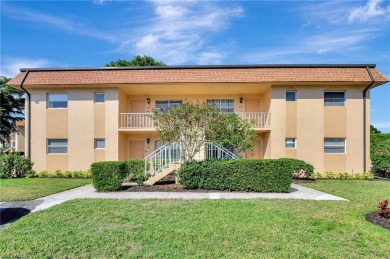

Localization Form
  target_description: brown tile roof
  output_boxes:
[8,65,389,87]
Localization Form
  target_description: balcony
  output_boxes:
[119,112,271,131]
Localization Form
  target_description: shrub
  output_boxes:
[371,154,390,178]
[278,158,314,179]
[325,171,336,179]
[371,133,390,178]
[178,159,294,192]
[36,170,91,178]
[91,161,128,191]
[313,172,323,179]
[126,159,147,185]
[0,153,34,178]
[377,199,390,219]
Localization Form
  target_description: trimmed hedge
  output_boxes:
[371,133,390,178]
[278,158,314,179]
[91,161,128,191]
[178,159,295,192]
[91,159,146,191]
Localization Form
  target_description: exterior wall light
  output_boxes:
[240,97,243,104]
[147,98,151,104]
[146,138,150,144]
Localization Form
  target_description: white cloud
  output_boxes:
[0,58,55,78]
[93,0,106,5]
[125,1,243,64]
[349,0,390,22]
[372,121,390,129]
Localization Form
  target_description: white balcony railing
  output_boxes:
[119,112,271,129]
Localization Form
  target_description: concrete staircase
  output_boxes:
[143,163,181,186]
[143,141,238,186]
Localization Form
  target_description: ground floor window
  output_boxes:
[155,141,180,159]
[324,138,346,153]
[47,139,68,154]
[95,138,105,149]
[285,138,296,149]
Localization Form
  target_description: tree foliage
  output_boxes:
[105,55,166,67]
[370,124,381,134]
[0,76,25,145]
[152,101,256,163]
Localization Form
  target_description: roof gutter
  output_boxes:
[363,67,375,172]
[19,71,31,158]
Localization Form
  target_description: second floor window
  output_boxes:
[48,93,68,108]
[286,91,296,101]
[95,93,105,103]
[207,99,234,113]
[324,91,345,106]
[155,100,182,112]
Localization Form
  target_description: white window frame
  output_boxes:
[155,100,182,112]
[324,91,346,107]
[286,91,297,102]
[207,99,235,114]
[285,138,296,149]
[47,139,68,154]
[47,93,68,109]
[94,92,105,103]
[324,138,346,154]
[94,138,105,149]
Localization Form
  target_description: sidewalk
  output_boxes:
[0,183,348,228]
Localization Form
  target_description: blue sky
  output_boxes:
[1,0,389,132]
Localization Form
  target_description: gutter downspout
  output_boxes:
[19,71,31,158]
[364,67,375,172]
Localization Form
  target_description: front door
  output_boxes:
[130,141,144,158]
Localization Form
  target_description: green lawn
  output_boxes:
[0,178,91,201]
[0,180,389,258]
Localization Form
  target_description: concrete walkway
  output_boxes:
[0,184,347,228]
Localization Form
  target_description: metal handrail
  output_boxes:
[120,112,271,129]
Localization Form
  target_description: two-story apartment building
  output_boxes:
[8,65,388,174]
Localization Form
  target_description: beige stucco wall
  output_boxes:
[26,82,369,174]
[28,88,119,172]
[268,85,367,173]
[15,126,25,152]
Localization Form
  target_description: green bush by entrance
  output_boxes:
[91,159,145,191]
[178,159,296,192]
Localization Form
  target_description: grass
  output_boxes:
[0,180,389,258]
[0,178,91,202]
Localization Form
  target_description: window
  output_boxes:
[286,91,296,101]
[324,91,345,106]
[155,100,182,112]
[207,99,234,113]
[95,93,105,103]
[285,138,296,149]
[324,138,346,154]
[48,93,68,108]
[95,139,105,149]
[47,139,68,154]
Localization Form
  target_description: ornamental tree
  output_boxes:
[152,101,256,163]
[0,76,24,145]
[105,55,165,67]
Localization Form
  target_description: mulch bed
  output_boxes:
[365,211,390,230]
[122,176,313,193]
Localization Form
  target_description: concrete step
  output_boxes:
[144,164,181,186]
